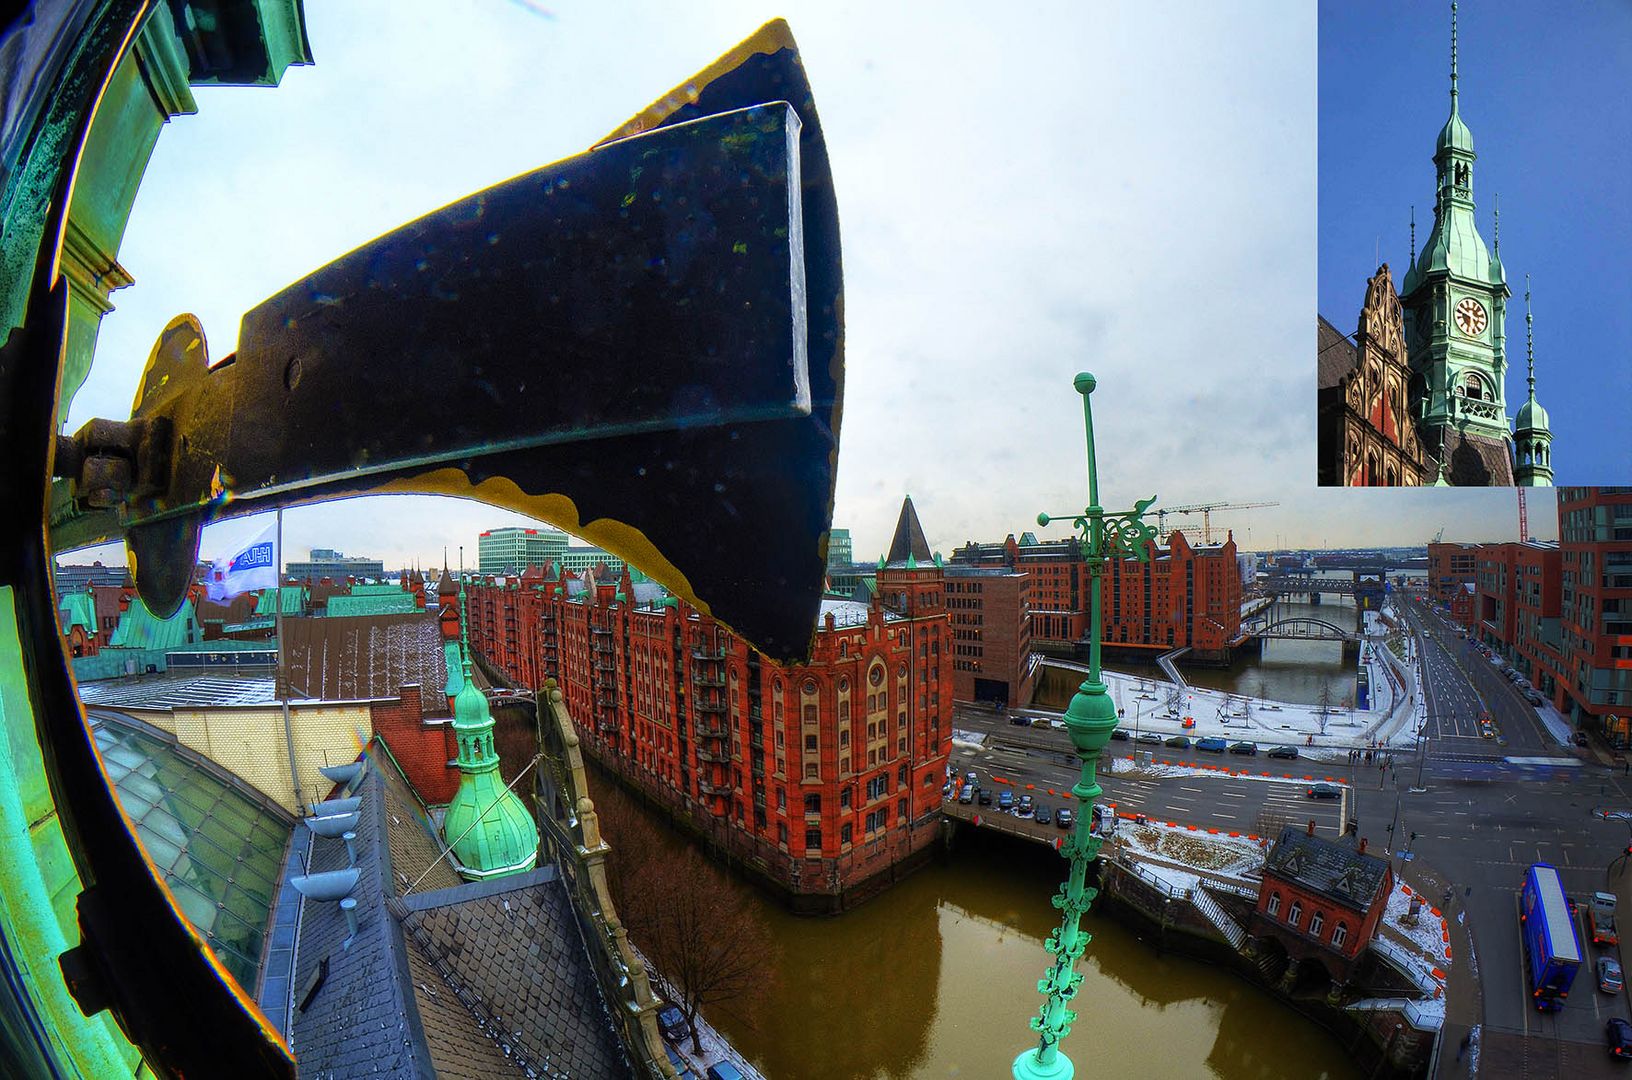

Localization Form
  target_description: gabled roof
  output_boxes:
[1317,315,1358,391]
[1431,429,1515,487]
[58,590,97,635]
[252,586,306,617]
[884,496,932,567]
[1265,826,1390,913]
[281,613,448,715]
[107,596,200,651]
[284,740,630,1077]
[327,591,420,618]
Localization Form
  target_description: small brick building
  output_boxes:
[1250,824,1393,987]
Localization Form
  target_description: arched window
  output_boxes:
[1267,893,1282,917]
[1332,922,1348,947]
[1309,911,1325,937]
[1287,901,1302,928]
[1461,373,1484,401]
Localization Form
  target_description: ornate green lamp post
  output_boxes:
[1013,372,1157,1080]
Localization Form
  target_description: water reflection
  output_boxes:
[501,710,1357,1079]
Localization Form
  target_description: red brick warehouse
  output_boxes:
[950,528,1245,666]
[463,497,954,911]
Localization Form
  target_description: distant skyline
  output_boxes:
[1318,0,1632,484]
[58,1,1553,579]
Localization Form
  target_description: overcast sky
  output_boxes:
[59,0,1554,575]
[1319,0,1632,486]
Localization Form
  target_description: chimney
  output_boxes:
[1307,819,1316,837]
[340,897,359,947]
[1358,837,1368,855]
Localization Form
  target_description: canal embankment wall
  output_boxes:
[1090,853,1438,1079]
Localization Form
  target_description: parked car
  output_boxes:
[1526,690,1546,706]
[1599,956,1624,994]
[706,1064,745,1080]
[1607,1017,1632,1060]
[1018,795,1035,818]
[977,788,993,806]
[1574,731,1591,747]
[1267,745,1299,760]
[1196,737,1228,753]
[1307,782,1341,800]
[998,790,1015,812]
[1010,714,1032,726]
[958,784,974,804]
[657,1004,687,1044]
[965,771,979,788]
[1056,807,1074,830]
[1164,734,1191,748]
[1228,741,1258,755]
[1109,728,1130,741]
[1035,805,1053,825]
[1135,732,1163,745]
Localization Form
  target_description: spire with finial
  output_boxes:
[1524,274,1535,399]
[1493,193,1500,253]
[1409,206,1416,265]
[1450,1,1459,112]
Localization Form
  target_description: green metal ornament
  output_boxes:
[1013,373,1156,1080]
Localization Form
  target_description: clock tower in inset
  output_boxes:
[1400,1,1514,484]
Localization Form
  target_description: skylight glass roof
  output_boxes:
[91,714,295,992]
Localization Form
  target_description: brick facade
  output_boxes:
[369,685,460,805]
[950,529,1243,666]
[1249,826,1393,985]
[461,499,953,905]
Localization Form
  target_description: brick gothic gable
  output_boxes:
[1318,265,1431,486]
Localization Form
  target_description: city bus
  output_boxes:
[1520,863,1582,1011]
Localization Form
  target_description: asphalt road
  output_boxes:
[958,601,1632,1068]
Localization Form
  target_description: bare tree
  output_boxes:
[596,788,779,1051]
[1316,683,1332,736]
[1165,685,1183,718]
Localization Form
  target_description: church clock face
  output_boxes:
[1454,296,1488,337]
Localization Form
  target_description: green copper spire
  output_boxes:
[1514,275,1553,486]
[441,579,539,880]
[1403,0,1512,464]
[1014,373,1157,1080]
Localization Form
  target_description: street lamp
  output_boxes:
[1013,373,1158,1080]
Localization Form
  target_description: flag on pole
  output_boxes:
[205,521,279,601]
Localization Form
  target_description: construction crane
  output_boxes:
[1153,501,1280,546]
[1518,488,1529,543]
[1429,526,1444,545]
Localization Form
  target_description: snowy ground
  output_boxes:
[1017,600,1450,756]
[1113,817,1267,876]
[1374,878,1453,1000]
[1106,755,1352,787]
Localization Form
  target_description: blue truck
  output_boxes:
[1520,863,1583,1011]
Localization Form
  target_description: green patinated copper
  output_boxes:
[440,582,539,880]
[1013,372,1157,1080]
[1400,1,1513,450]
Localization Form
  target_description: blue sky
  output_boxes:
[57,1,1556,576]
[1318,0,1632,485]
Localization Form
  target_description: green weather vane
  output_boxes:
[1013,372,1157,1080]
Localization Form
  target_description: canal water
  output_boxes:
[1032,595,1362,712]
[586,772,1361,1080]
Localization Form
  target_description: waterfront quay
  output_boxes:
[952,592,1632,1079]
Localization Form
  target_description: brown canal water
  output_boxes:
[587,773,1361,1080]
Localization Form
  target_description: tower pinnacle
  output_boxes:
[1450,1,1459,111]
[1525,274,1535,400]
